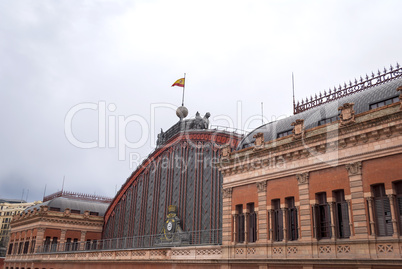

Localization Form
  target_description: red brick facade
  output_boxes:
[220,97,402,267]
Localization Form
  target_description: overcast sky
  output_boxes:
[0,0,401,202]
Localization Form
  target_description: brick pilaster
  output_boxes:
[256,181,268,243]
[346,161,369,239]
[296,172,312,240]
[222,187,233,245]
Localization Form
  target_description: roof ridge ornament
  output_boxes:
[294,63,402,114]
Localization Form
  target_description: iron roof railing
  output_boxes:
[294,63,402,114]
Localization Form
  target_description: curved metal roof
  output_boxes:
[24,197,109,216]
[238,76,402,150]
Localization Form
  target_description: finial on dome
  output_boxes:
[176,106,189,120]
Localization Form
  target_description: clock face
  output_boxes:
[167,222,173,231]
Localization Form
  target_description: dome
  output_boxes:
[24,197,109,216]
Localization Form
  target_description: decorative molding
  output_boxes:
[196,248,222,255]
[346,161,362,176]
[253,132,264,149]
[39,205,49,214]
[83,210,90,219]
[256,181,267,192]
[172,249,190,256]
[221,145,231,159]
[296,172,309,185]
[377,244,393,253]
[383,127,392,137]
[319,246,332,254]
[387,194,395,200]
[291,119,305,140]
[64,208,71,217]
[150,250,166,256]
[222,188,233,199]
[339,103,356,126]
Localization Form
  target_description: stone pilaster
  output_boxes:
[222,187,233,245]
[296,172,311,240]
[387,194,398,238]
[329,202,336,240]
[282,207,288,242]
[80,231,87,250]
[244,212,249,244]
[60,230,67,244]
[346,199,354,236]
[35,228,45,253]
[256,181,268,243]
[233,214,237,244]
[346,161,368,239]
[366,197,376,237]
[268,209,274,242]
[59,229,67,251]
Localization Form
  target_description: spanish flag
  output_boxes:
[172,78,185,87]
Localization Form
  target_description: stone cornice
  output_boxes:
[222,143,402,189]
[11,214,104,229]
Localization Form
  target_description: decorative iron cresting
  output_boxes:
[43,190,112,203]
[294,63,402,114]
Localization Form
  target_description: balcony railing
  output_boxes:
[36,229,222,253]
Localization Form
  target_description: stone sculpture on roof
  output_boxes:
[191,111,210,129]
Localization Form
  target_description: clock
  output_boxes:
[167,221,173,231]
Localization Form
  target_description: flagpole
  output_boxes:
[292,72,295,114]
[181,73,186,106]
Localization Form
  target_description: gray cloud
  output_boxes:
[0,0,401,202]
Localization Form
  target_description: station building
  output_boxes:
[4,64,402,269]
